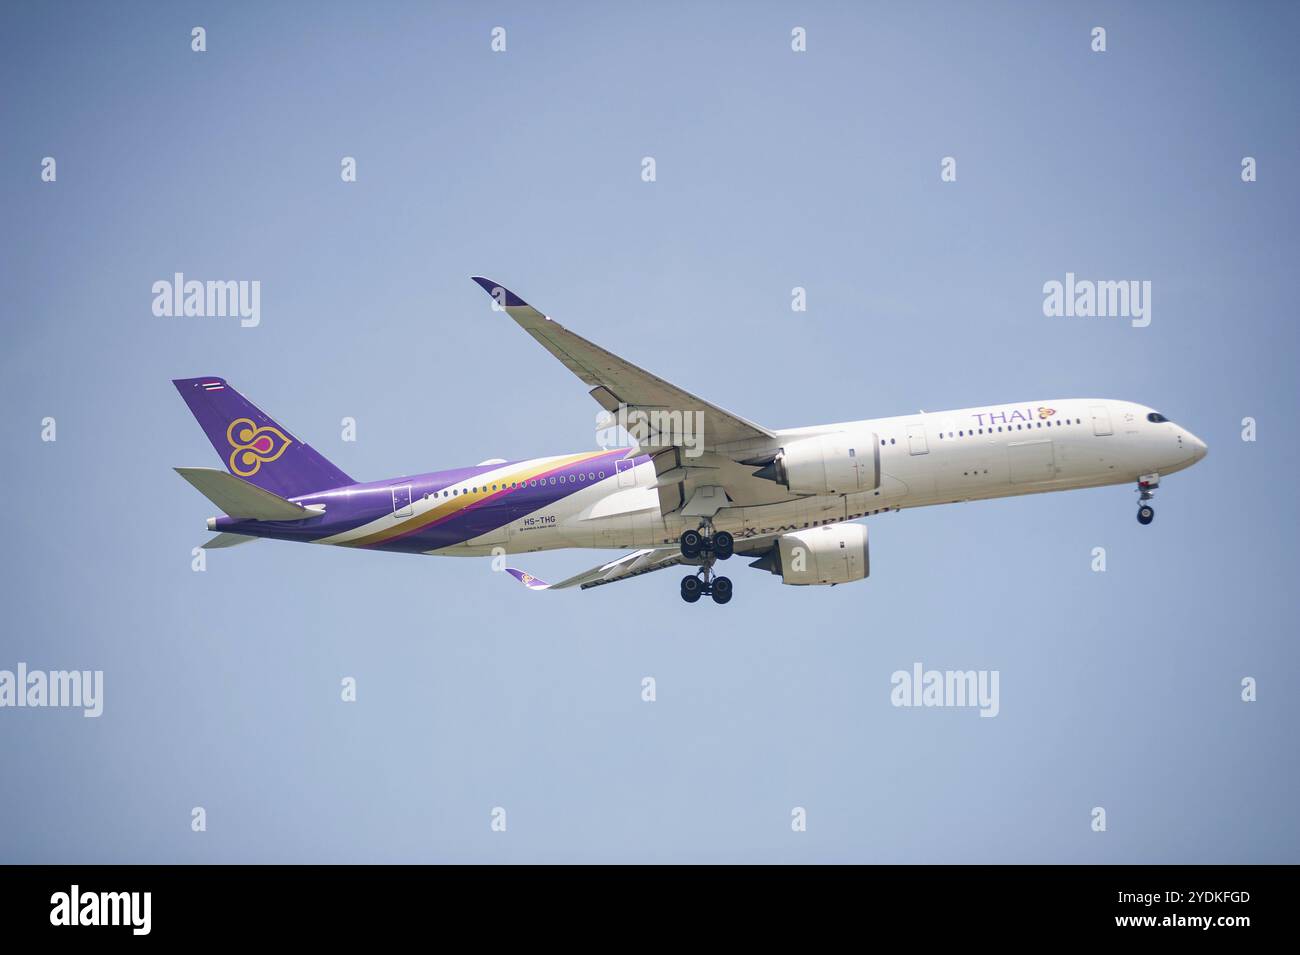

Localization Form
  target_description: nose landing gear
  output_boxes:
[678,520,735,604]
[1136,474,1158,525]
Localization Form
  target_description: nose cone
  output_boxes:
[1187,431,1208,462]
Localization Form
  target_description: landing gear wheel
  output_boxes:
[1135,475,1158,525]
[711,576,733,604]
[679,530,703,559]
[713,531,734,560]
[680,574,702,602]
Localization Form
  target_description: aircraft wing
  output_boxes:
[505,535,778,592]
[471,277,775,452]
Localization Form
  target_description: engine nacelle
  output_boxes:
[750,524,870,586]
[755,430,880,495]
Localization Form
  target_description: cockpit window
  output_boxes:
[1147,412,1168,423]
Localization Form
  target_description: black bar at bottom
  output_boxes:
[0,864,1283,940]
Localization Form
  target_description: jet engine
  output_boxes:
[748,524,869,585]
[753,430,880,495]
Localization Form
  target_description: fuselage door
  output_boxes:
[906,424,929,455]
[1007,439,1057,484]
[616,458,637,488]
[1090,405,1113,436]
[391,484,413,517]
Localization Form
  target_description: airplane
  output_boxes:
[173,276,1208,605]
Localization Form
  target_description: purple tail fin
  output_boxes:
[173,377,354,497]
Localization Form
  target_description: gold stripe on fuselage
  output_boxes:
[342,450,615,548]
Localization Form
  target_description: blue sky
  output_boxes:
[1,0,1297,862]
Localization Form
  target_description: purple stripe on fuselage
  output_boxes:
[372,448,638,553]
[216,448,643,551]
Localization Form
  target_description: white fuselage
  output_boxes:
[446,398,1206,555]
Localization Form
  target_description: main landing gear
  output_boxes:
[1136,474,1158,525]
[678,520,734,604]
[679,526,733,560]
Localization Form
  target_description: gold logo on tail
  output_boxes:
[226,418,291,477]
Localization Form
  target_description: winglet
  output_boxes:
[471,276,531,308]
[505,568,552,591]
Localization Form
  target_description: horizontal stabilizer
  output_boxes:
[175,467,317,521]
[201,532,258,549]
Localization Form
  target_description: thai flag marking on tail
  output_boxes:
[172,376,355,498]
